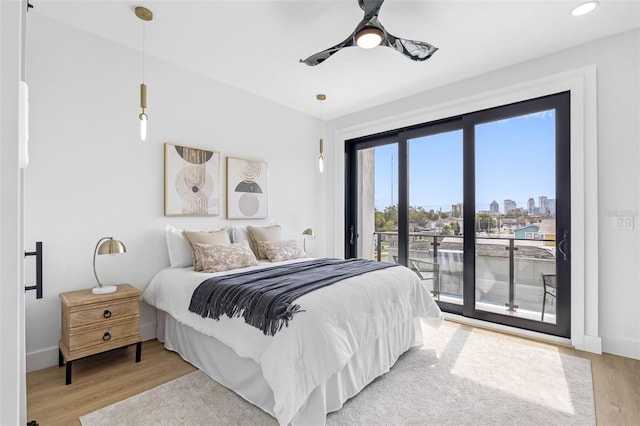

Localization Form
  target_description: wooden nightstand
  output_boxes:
[58,283,142,385]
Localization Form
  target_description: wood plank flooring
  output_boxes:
[27,322,640,425]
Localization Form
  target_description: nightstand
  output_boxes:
[58,283,142,385]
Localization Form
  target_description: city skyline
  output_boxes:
[374,110,556,213]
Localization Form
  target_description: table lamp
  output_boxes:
[302,228,315,252]
[92,237,126,295]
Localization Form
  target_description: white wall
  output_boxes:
[24,14,325,371]
[327,29,640,360]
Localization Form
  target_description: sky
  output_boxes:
[374,110,556,212]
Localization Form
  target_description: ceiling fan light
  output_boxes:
[356,27,383,49]
[571,1,598,16]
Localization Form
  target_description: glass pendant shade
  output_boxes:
[139,113,147,141]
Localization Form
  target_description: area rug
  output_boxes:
[80,324,595,425]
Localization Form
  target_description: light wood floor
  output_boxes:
[27,322,640,425]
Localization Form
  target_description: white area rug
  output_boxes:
[80,324,595,425]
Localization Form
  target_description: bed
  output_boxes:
[143,250,442,425]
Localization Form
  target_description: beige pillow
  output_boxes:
[195,242,258,273]
[257,240,306,262]
[183,229,231,271]
[246,225,281,260]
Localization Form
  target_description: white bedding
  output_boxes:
[142,258,443,425]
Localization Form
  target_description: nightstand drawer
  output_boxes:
[67,318,140,351]
[67,298,139,329]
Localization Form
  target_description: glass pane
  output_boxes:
[475,110,557,324]
[357,144,398,262]
[409,130,463,303]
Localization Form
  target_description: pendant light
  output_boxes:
[318,139,324,173]
[135,6,152,141]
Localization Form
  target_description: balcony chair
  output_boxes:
[394,256,440,297]
[541,273,556,321]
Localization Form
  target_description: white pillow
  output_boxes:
[231,226,256,255]
[165,224,194,268]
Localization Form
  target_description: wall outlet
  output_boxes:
[614,216,634,230]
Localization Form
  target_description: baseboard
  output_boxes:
[602,335,640,360]
[26,346,59,373]
[582,334,602,354]
[26,321,159,373]
[140,319,157,341]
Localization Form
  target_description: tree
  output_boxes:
[450,221,461,235]
[475,213,496,232]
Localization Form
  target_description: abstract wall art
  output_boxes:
[226,156,268,219]
[165,143,220,216]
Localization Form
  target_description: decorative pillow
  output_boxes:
[165,225,193,268]
[246,225,281,260]
[195,242,258,273]
[257,240,306,262]
[183,229,231,271]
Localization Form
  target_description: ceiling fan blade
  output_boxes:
[300,34,356,66]
[383,32,438,62]
[359,0,385,19]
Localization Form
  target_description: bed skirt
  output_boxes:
[157,310,424,425]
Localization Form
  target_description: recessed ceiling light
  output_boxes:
[572,1,599,16]
[316,94,326,101]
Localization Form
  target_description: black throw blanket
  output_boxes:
[188,258,398,336]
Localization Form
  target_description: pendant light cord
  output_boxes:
[141,21,145,83]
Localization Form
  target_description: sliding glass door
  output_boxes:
[345,92,571,337]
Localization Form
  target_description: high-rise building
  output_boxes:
[504,199,517,213]
[546,198,556,215]
[538,196,548,213]
[451,203,463,216]
[527,198,535,214]
[490,200,499,213]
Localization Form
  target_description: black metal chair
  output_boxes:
[541,274,557,321]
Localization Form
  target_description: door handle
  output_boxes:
[349,225,359,245]
[558,230,569,261]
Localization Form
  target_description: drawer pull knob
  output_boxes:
[103,332,111,341]
[103,309,112,319]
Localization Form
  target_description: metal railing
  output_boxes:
[373,231,556,314]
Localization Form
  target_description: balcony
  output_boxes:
[373,232,557,324]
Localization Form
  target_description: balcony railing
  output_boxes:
[372,231,557,323]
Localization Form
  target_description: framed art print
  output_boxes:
[226,156,268,219]
[164,143,220,216]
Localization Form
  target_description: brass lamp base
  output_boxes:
[92,285,117,295]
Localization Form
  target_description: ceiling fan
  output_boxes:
[300,0,438,66]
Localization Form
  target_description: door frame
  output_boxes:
[333,67,600,352]
[0,0,28,423]
[345,92,571,337]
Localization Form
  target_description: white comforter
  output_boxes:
[142,258,443,425]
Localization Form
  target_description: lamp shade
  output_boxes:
[97,238,127,255]
[302,228,316,238]
[92,237,126,294]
